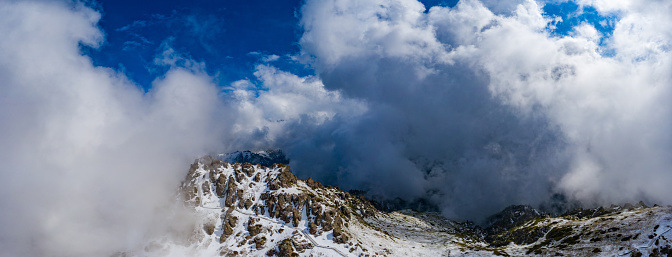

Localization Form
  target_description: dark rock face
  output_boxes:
[278,239,299,257]
[332,224,349,243]
[221,210,238,242]
[305,177,323,189]
[203,223,215,235]
[215,174,227,197]
[220,150,289,168]
[483,205,549,246]
[253,236,267,249]
[266,239,299,257]
[248,217,263,237]
[486,220,550,247]
[484,205,547,236]
[291,237,313,253]
[268,164,297,190]
[367,195,440,213]
[224,176,237,207]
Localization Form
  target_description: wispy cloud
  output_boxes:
[115,20,147,32]
[262,54,280,62]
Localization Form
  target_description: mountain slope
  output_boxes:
[124,155,672,257]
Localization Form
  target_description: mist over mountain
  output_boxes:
[275,0,672,221]
[1,0,671,256]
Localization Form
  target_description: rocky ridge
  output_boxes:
[177,156,385,256]
[125,154,672,257]
[218,150,289,168]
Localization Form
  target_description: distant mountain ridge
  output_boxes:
[218,150,289,168]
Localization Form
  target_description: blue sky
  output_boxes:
[86,0,616,90]
[87,0,306,89]
[543,1,617,37]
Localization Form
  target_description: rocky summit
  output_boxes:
[121,155,672,257]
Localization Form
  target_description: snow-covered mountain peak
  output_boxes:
[172,156,379,256]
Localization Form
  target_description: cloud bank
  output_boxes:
[291,0,672,218]
[0,1,227,256]
[1,0,672,256]
[290,0,672,216]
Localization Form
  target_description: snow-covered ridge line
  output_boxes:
[123,156,672,257]
[217,149,289,169]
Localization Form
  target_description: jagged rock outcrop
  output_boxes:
[176,155,383,256]
[484,205,548,236]
[482,205,549,246]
